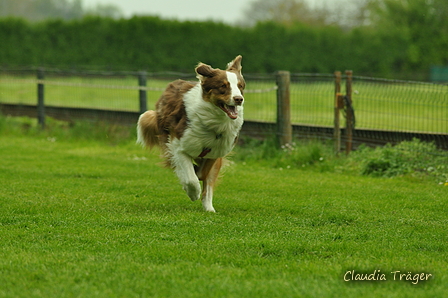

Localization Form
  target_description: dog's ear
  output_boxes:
[226,55,242,73]
[196,63,216,81]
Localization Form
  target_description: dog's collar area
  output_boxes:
[197,134,222,157]
[199,148,211,158]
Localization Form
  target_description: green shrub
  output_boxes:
[236,135,447,183]
[1,15,441,78]
[352,139,448,182]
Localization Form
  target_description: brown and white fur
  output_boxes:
[137,55,245,212]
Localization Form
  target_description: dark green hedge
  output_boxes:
[0,16,445,79]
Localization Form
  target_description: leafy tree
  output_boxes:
[361,0,448,69]
[0,0,122,21]
[239,0,331,27]
[85,3,123,19]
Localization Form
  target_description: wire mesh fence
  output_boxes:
[290,73,335,128]
[352,76,447,134]
[1,68,148,111]
[1,67,447,149]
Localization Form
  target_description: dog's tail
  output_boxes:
[137,110,159,149]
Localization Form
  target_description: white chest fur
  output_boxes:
[174,83,244,159]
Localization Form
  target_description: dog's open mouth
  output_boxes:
[218,102,238,119]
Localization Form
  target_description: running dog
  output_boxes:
[137,56,245,212]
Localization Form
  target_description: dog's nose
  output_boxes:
[233,96,244,106]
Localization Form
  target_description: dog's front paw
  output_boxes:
[183,181,201,201]
[203,204,216,213]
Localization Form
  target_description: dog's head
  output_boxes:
[195,55,245,120]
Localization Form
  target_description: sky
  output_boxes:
[82,0,330,24]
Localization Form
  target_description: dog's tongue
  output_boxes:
[226,105,238,119]
[218,103,238,119]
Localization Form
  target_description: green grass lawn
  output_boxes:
[0,123,447,297]
[1,74,446,133]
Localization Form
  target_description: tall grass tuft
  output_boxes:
[0,113,136,145]
[351,139,448,182]
[235,136,337,171]
[235,135,447,183]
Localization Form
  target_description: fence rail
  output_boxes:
[1,67,447,150]
[0,78,279,94]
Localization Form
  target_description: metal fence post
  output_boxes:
[138,71,147,114]
[334,71,342,154]
[37,68,45,129]
[276,71,292,147]
[345,70,353,154]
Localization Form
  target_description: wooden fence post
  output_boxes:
[138,71,147,114]
[276,71,292,147]
[345,70,353,154]
[37,68,45,129]
[334,71,342,154]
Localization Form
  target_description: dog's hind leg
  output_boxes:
[197,158,222,212]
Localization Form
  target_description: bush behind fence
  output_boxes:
[0,67,447,150]
[1,16,445,80]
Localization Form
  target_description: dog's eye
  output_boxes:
[221,84,227,89]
